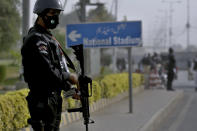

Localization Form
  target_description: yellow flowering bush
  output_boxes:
[0,73,143,130]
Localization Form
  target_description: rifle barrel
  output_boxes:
[86,124,88,131]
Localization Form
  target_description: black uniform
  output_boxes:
[167,52,176,90]
[21,24,73,131]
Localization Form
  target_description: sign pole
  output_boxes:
[128,47,133,113]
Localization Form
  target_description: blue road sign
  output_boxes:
[66,21,142,48]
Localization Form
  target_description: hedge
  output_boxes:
[63,80,102,110]
[0,89,30,131]
[0,73,143,130]
[100,73,143,98]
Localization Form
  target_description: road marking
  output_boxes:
[168,94,195,131]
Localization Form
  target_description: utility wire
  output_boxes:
[191,26,197,30]
[173,28,187,38]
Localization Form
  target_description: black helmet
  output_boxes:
[33,0,64,14]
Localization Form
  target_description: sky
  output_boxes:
[30,0,197,50]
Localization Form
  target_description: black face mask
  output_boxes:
[42,15,59,29]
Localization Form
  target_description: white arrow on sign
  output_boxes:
[68,30,81,42]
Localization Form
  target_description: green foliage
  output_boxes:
[133,73,144,88]
[62,81,102,111]
[66,98,76,109]
[0,73,143,130]
[101,73,127,98]
[0,89,30,131]
[2,77,19,86]
[0,0,21,52]
[0,65,6,82]
[52,29,72,55]
[0,64,20,86]
[89,81,102,104]
[10,50,21,66]
[100,73,143,98]
[87,5,115,22]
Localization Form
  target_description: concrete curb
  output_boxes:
[139,90,184,131]
[21,86,144,131]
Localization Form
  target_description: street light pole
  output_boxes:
[78,0,104,75]
[169,2,173,47]
[112,0,118,72]
[154,9,168,52]
[78,0,88,74]
[162,0,181,48]
[186,0,190,51]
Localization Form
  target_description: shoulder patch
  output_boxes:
[36,41,48,54]
[38,45,48,54]
[38,45,47,51]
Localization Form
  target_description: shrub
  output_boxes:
[89,81,102,104]
[100,73,143,98]
[66,98,77,109]
[0,72,144,130]
[10,50,21,66]
[63,80,102,110]
[0,89,30,131]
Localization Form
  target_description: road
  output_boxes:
[59,70,196,131]
[60,71,188,131]
[157,71,197,131]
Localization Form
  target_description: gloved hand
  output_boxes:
[68,73,80,100]
[68,73,78,85]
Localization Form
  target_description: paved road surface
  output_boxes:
[60,71,187,131]
[157,71,197,131]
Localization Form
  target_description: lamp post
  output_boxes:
[153,9,168,52]
[112,0,118,72]
[78,0,104,75]
[186,0,190,51]
[162,0,181,48]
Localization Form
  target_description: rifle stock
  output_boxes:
[67,44,94,131]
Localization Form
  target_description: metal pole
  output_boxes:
[164,10,168,51]
[169,2,173,47]
[21,0,30,81]
[79,0,90,75]
[79,0,104,75]
[80,0,86,22]
[162,0,181,48]
[186,0,190,51]
[112,0,118,72]
[128,47,133,113]
[22,0,30,38]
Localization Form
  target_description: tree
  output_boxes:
[87,5,115,22]
[0,0,21,52]
[52,29,72,55]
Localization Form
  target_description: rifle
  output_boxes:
[67,44,94,131]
